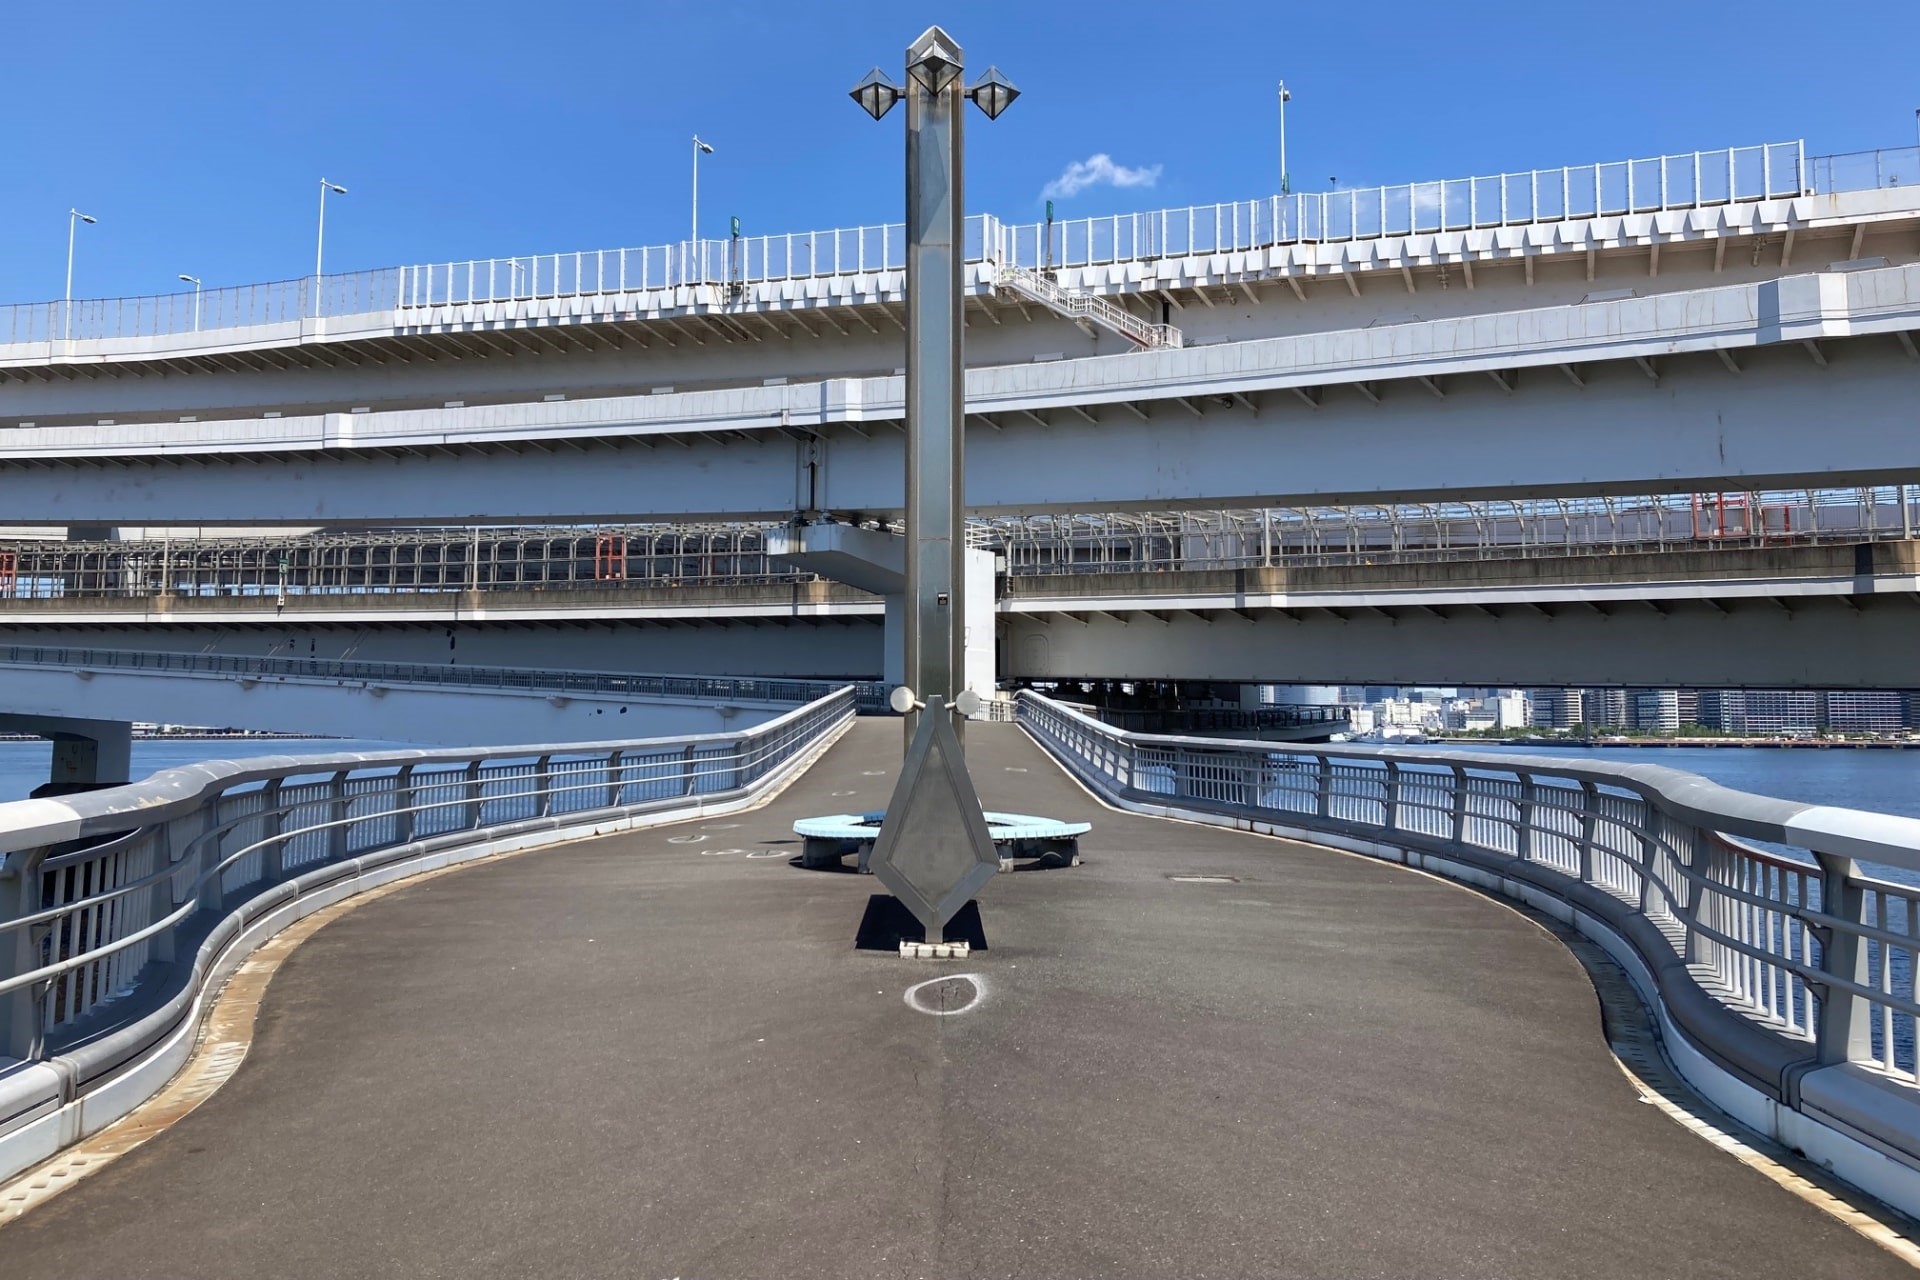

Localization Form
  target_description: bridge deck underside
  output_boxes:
[2,723,1904,1278]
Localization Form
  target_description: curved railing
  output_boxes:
[1016,690,1920,1202]
[13,138,1917,352]
[0,645,888,714]
[0,687,855,1181]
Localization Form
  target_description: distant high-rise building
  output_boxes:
[1529,688,1584,729]
[1581,688,1628,730]
[1631,689,1681,734]
[1824,691,1909,733]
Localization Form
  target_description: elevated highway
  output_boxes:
[0,530,1913,688]
[0,141,1915,530]
[0,263,1914,524]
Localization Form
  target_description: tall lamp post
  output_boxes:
[64,208,96,341]
[314,179,347,318]
[178,274,202,332]
[691,135,715,280]
[1277,81,1292,195]
[851,27,1018,950]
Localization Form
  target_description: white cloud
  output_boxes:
[1041,154,1164,201]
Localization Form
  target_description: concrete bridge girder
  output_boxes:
[1003,594,1920,689]
[0,665,792,747]
[2,184,1913,426]
[0,329,1914,526]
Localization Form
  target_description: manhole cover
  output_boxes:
[1167,874,1239,884]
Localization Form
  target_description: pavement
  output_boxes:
[1,720,1910,1279]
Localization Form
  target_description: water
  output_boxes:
[0,737,407,802]
[1413,743,1920,823]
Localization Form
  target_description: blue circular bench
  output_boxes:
[793,810,1089,871]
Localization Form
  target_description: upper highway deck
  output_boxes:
[2,720,1911,1277]
[2,141,1915,432]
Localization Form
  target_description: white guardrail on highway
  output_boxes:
[0,686,856,1183]
[12,139,1918,349]
[1016,689,1920,1215]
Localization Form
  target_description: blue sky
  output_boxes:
[5,0,1917,306]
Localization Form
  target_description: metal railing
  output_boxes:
[0,488,1910,605]
[0,645,886,711]
[1017,691,1920,1101]
[999,142,1808,269]
[17,136,1919,349]
[994,262,1183,349]
[0,686,854,1076]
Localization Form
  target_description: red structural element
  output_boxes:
[1692,492,1752,540]
[594,534,628,581]
[0,551,14,595]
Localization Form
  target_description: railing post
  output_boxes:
[328,771,352,863]
[606,750,623,809]
[0,849,47,1059]
[260,779,286,882]
[1315,756,1332,820]
[463,761,484,830]
[1382,762,1400,831]
[1516,776,1536,861]
[683,743,699,797]
[1813,851,1871,1066]
[1577,781,1599,883]
[1450,767,1468,844]
[532,757,551,818]
[396,765,417,840]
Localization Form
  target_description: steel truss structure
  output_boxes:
[0,486,1911,601]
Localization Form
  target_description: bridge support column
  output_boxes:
[0,714,133,797]
[769,522,995,711]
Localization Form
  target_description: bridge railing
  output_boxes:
[15,135,1904,349]
[0,685,855,1178]
[395,216,997,309]
[0,645,887,712]
[1016,690,1920,1125]
[998,141,1807,270]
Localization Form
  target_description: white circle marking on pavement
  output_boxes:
[666,834,707,845]
[903,973,988,1017]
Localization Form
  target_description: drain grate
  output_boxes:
[1167,874,1239,884]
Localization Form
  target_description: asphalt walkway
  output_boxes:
[1,721,1907,1279]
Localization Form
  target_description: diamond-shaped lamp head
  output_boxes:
[906,27,963,96]
[850,67,903,121]
[966,66,1019,120]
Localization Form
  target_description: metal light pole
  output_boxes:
[851,28,1018,950]
[691,135,715,277]
[1277,81,1292,195]
[64,209,96,341]
[314,179,347,318]
[178,274,202,331]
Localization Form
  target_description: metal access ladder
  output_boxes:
[994,262,1184,350]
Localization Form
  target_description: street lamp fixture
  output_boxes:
[64,209,97,342]
[179,274,203,332]
[691,134,715,247]
[905,29,963,96]
[965,66,1019,120]
[850,68,903,121]
[314,179,348,317]
[1277,80,1293,195]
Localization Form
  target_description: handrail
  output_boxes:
[1014,689,1920,1099]
[0,645,887,713]
[0,686,857,1069]
[11,138,1917,349]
